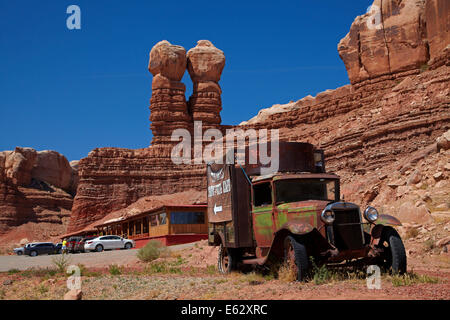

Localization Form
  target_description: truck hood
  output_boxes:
[276,200,333,212]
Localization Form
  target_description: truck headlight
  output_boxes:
[364,206,379,223]
[321,209,335,224]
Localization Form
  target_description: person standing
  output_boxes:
[62,238,68,254]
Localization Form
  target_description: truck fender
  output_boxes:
[279,221,314,235]
[268,225,327,260]
[375,214,402,227]
[210,230,225,246]
[370,224,399,246]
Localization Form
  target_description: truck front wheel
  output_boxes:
[377,227,407,274]
[218,244,236,274]
[284,236,309,281]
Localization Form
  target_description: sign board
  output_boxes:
[207,164,233,223]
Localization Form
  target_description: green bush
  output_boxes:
[108,264,122,276]
[51,253,71,273]
[7,269,20,275]
[136,240,167,262]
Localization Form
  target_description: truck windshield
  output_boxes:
[275,178,338,204]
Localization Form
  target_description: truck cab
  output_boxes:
[207,142,407,281]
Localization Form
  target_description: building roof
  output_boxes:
[65,189,207,234]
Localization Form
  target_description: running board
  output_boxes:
[240,257,266,265]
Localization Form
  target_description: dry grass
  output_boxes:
[278,262,297,282]
[406,228,419,239]
[390,272,439,287]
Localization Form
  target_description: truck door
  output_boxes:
[251,181,275,248]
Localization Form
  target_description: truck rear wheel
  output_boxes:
[284,236,309,281]
[218,244,236,274]
[377,227,407,274]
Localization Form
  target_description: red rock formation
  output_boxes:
[0,147,76,234]
[425,0,450,68]
[68,147,206,231]
[338,0,429,85]
[148,41,192,156]
[68,40,225,233]
[187,40,225,130]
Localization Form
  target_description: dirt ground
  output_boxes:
[0,239,449,300]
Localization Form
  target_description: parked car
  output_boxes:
[84,235,135,252]
[24,242,57,257]
[13,247,24,255]
[66,236,83,253]
[74,236,97,253]
[54,242,63,254]
[14,243,40,256]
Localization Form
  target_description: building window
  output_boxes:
[128,221,134,236]
[135,219,142,235]
[159,212,167,225]
[143,217,148,233]
[150,214,158,227]
[171,211,205,224]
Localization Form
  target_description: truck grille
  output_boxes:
[332,209,364,250]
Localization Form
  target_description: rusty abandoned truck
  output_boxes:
[207,142,406,281]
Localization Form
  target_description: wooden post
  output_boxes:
[147,215,151,236]
[166,208,171,235]
[133,220,136,236]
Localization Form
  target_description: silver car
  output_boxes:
[84,235,135,252]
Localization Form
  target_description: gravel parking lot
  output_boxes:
[0,243,196,272]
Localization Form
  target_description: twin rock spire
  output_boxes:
[148,40,225,152]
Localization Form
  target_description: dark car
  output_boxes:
[54,242,63,254]
[73,236,96,253]
[24,242,57,257]
[67,236,83,253]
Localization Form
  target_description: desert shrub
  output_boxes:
[424,238,435,251]
[145,261,182,274]
[240,272,266,285]
[22,268,58,278]
[137,240,167,262]
[310,258,335,285]
[206,265,217,275]
[37,284,49,295]
[109,264,122,276]
[8,269,20,275]
[406,228,419,239]
[420,63,429,73]
[278,261,297,283]
[51,253,71,273]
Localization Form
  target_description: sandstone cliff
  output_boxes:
[0,147,77,235]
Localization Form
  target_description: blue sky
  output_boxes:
[0,0,372,161]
